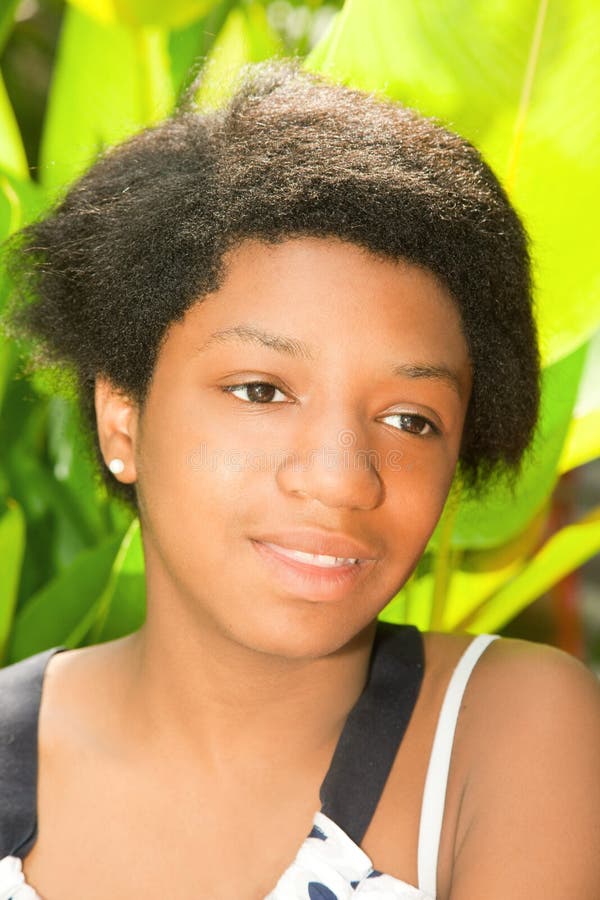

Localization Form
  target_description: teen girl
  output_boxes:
[1,59,599,899]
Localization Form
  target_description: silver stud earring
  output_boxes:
[108,458,125,475]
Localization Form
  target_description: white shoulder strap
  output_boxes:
[417,632,500,897]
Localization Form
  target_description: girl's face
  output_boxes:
[108,237,473,658]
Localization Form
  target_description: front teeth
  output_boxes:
[266,544,359,567]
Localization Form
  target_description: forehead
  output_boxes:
[161,236,472,388]
[214,235,453,307]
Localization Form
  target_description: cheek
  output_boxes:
[134,396,252,553]
[383,454,456,551]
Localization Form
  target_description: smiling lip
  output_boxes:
[250,529,379,561]
[250,537,377,603]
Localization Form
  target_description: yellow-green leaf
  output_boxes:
[0,499,25,663]
[40,6,173,192]
[0,0,21,54]
[7,532,124,662]
[559,410,600,474]
[194,3,284,111]
[559,329,600,472]
[67,0,218,30]
[455,504,600,633]
[0,70,28,180]
[85,517,145,643]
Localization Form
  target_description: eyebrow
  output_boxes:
[198,324,464,398]
[199,324,315,361]
[390,362,464,398]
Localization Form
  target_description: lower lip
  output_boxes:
[250,540,373,602]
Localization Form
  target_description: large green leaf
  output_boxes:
[40,5,174,192]
[306,0,600,367]
[0,498,25,663]
[7,531,124,662]
[0,71,28,180]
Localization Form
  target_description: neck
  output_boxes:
[113,596,378,777]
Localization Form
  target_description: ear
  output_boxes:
[95,375,139,484]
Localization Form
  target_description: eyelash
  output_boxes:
[221,381,441,438]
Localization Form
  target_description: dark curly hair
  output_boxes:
[2,57,541,511]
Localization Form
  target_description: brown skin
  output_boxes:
[22,238,600,899]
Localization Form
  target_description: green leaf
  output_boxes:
[0,167,46,236]
[194,2,284,111]
[455,504,600,634]
[382,552,530,633]
[559,328,600,472]
[86,517,145,643]
[67,0,219,29]
[168,0,238,99]
[0,0,20,55]
[0,498,25,663]
[0,172,22,237]
[7,531,124,662]
[45,395,114,544]
[0,337,13,417]
[0,163,41,409]
[440,501,549,631]
[444,559,528,634]
[306,0,600,367]
[0,70,28,180]
[40,6,174,192]
[5,428,105,573]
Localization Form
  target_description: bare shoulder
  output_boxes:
[422,628,600,727]
[447,634,600,899]
[40,636,136,750]
[457,634,600,764]
[466,629,599,692]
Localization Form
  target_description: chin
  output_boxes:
[226,608,377,661]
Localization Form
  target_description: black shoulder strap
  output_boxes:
[0,647,65,858]
[319,621,424,845]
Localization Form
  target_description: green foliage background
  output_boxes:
[1,0,599,665]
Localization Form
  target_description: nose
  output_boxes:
[275,422,383,511]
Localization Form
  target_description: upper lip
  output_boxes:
[252,529,380,561]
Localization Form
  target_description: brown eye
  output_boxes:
[223,382,287,404]
[382,413,440,437]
